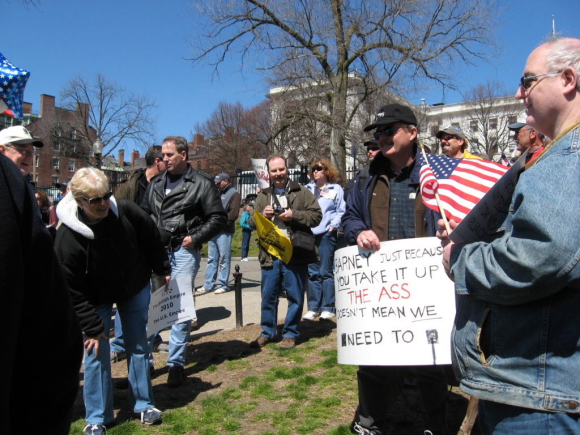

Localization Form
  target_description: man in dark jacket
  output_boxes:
[141,135,227,387]
[196,172,241,295]
[249,154,322,350]
[342,104,448,435]
[116,145,166,205]
[0,153,82,435]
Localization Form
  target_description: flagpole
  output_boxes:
[419,144,452,234]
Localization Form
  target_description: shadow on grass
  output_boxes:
[70,319,337,429]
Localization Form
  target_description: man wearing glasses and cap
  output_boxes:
[342,103,449,435]
[0,125,43,177]
[344,139,381,200]
[435,125,482,160]
[507,122,546,163]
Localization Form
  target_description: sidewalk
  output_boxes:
[182,256,306,339]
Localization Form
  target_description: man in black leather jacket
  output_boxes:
[141,135,226,387]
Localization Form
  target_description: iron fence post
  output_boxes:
[234,264,243,328]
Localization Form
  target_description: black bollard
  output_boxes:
[233,264,243,328]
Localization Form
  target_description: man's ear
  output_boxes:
[408,125,418,141]
[561,66,579,95]
[0,144,6,155]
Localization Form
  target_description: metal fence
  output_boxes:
[230,165,359,203]
[34,166,360,205]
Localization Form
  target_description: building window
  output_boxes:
[470,121,478,132]
[70,128,77,140]
[452,122,460,128]
[52,176,59,186]
[197,160,201,170]
[35,156,40,168]
[508,116,517,125]
[34,173,39,183]
[53,158,59,170]
[68,160,75,171]
[54,141,61,151]
[490,118,498,130]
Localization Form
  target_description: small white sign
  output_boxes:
[251,158,270,189]
[335,237,455,366]
[147,275,196,337]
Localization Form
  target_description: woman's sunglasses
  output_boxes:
[83,191,113,205]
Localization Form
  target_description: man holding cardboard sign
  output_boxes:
[342,104,449,435]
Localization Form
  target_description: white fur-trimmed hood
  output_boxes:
[56,192,119,240]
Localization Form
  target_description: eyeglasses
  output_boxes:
[82,191,113,205]
[312,166,325,172]
[373,125,400,140]
[5,144,36,157]
[520,71,561,89]
[366,147,380,151]
[440,135,458,142]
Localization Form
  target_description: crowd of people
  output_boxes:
[2,35,580,435]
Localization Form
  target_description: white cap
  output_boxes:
[0,125,44,147]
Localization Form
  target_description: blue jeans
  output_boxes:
[204,232,233,290]
[307,231,337,313]
[110,287,157,367]
[167,246,200,368]
[260,259,307,339]
[479,400,580,434]
[84,285,154,425]
[241,229,252,259]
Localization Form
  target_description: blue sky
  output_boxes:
[4,0,580,152]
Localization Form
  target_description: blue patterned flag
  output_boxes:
[0,53,30,119]
[418,152,508,222]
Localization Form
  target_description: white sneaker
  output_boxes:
[319,311,336,320]
[214,287,229,294]
[195,287,209,296]
[303,311,320,320]
[241,258,249,262]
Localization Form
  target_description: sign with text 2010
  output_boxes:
[335,237,455,366]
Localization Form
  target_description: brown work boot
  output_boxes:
[279,337,296,349]
[250,336,270,348]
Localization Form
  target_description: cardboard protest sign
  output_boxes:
[251,158,270,189]
[335,237,455,366]
[147,275,196,337]
[449,150,527,245]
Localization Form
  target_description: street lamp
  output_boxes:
[93,138,104,169]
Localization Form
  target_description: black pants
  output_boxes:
[355,365,449,434]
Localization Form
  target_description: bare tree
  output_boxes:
[189,0,499,174]
[59,74,156,158]
[462,81,522,159]
[195,101,270,174]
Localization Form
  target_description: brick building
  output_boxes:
[20,94,97,186]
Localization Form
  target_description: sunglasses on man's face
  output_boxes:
[83,191,113,205]
[312,166,325,172]
[519,71,561,90]
[373,125,401,140]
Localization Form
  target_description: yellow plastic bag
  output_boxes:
[254,211,293,264]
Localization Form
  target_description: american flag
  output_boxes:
[418,152,508,222]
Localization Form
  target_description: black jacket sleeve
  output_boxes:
[119,199,171,276]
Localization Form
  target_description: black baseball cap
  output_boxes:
[364,104,417,132]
